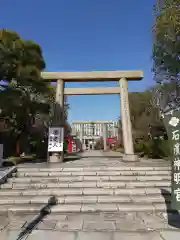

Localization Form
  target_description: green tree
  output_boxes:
[0,29,46,90]
[152,0,180,110]
[128,90,169,158]
[129,90,161,139]
[0,29,70,156]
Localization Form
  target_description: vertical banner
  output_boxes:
[48,127,64,152]
[163,109,180,209]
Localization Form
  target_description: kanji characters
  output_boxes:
[174,143,180,155]
[174,158,180,170]
[48,127,64,152]
[172,130,180,141]
[53,129,59,135]
[174,188,180,202]
[174,173,180,184]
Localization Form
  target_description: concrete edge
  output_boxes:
[122,154,140,162]
[0,166,17,185]
[100,150,124,157]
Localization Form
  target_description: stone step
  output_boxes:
[7,175,171,184]
[9,173,171,184]
[1,180,171,189]
[0,202,172,213]
[0,194,171,205]
[17,166,171,172]
[8,175,171,183]
[13,170,171,177]
[0,204,44,213]
[0,187,171,196]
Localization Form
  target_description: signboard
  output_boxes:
[48,127,64,152]
[72,139,77,152]
[163,109,180,209]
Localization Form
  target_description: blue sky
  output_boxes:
[1,0,156,123]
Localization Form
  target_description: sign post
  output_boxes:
[48,127,64,153]
[163,109,180,209]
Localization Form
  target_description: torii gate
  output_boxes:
[41,70,143,163]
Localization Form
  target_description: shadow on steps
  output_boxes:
[2,153,82,166]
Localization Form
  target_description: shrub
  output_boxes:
[134,138,171,159]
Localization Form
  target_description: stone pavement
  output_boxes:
[102,150,170,166]
[0,150,179,239]
[0,212,180,239]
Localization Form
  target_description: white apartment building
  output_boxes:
[72,120,119,138]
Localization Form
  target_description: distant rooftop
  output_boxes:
[72,120,118,124]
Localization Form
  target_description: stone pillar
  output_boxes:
[80,124,84,150]
[80,124,83,142]
[49,79,65,163]
[103,123,107,151]
[119,78,138,161]
[100,124,103,137]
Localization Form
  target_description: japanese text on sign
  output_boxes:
[172,129,180,202]
[163,111,180,209]
[48,127,64,152]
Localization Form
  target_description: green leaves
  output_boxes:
[153,0,180,109]
[0,29,46,88]
[129,90,162,140]
[0,29,71,156]
[0,29,52,136]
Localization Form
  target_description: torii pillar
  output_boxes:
[49,79,65,163]
[119,78,138,161]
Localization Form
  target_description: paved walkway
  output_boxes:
[1,212,180,239]
[102,150,170,166]
[0,151,179,239]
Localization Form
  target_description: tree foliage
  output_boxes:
[152,0,180,110]
[129,90,161,139]
[0,29,46,90]
[127,90,169,158]
[0,29,52,131]
[0,29,70,156]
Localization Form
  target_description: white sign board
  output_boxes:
[48,127,64,152]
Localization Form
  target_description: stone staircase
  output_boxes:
[0,151,173,215]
